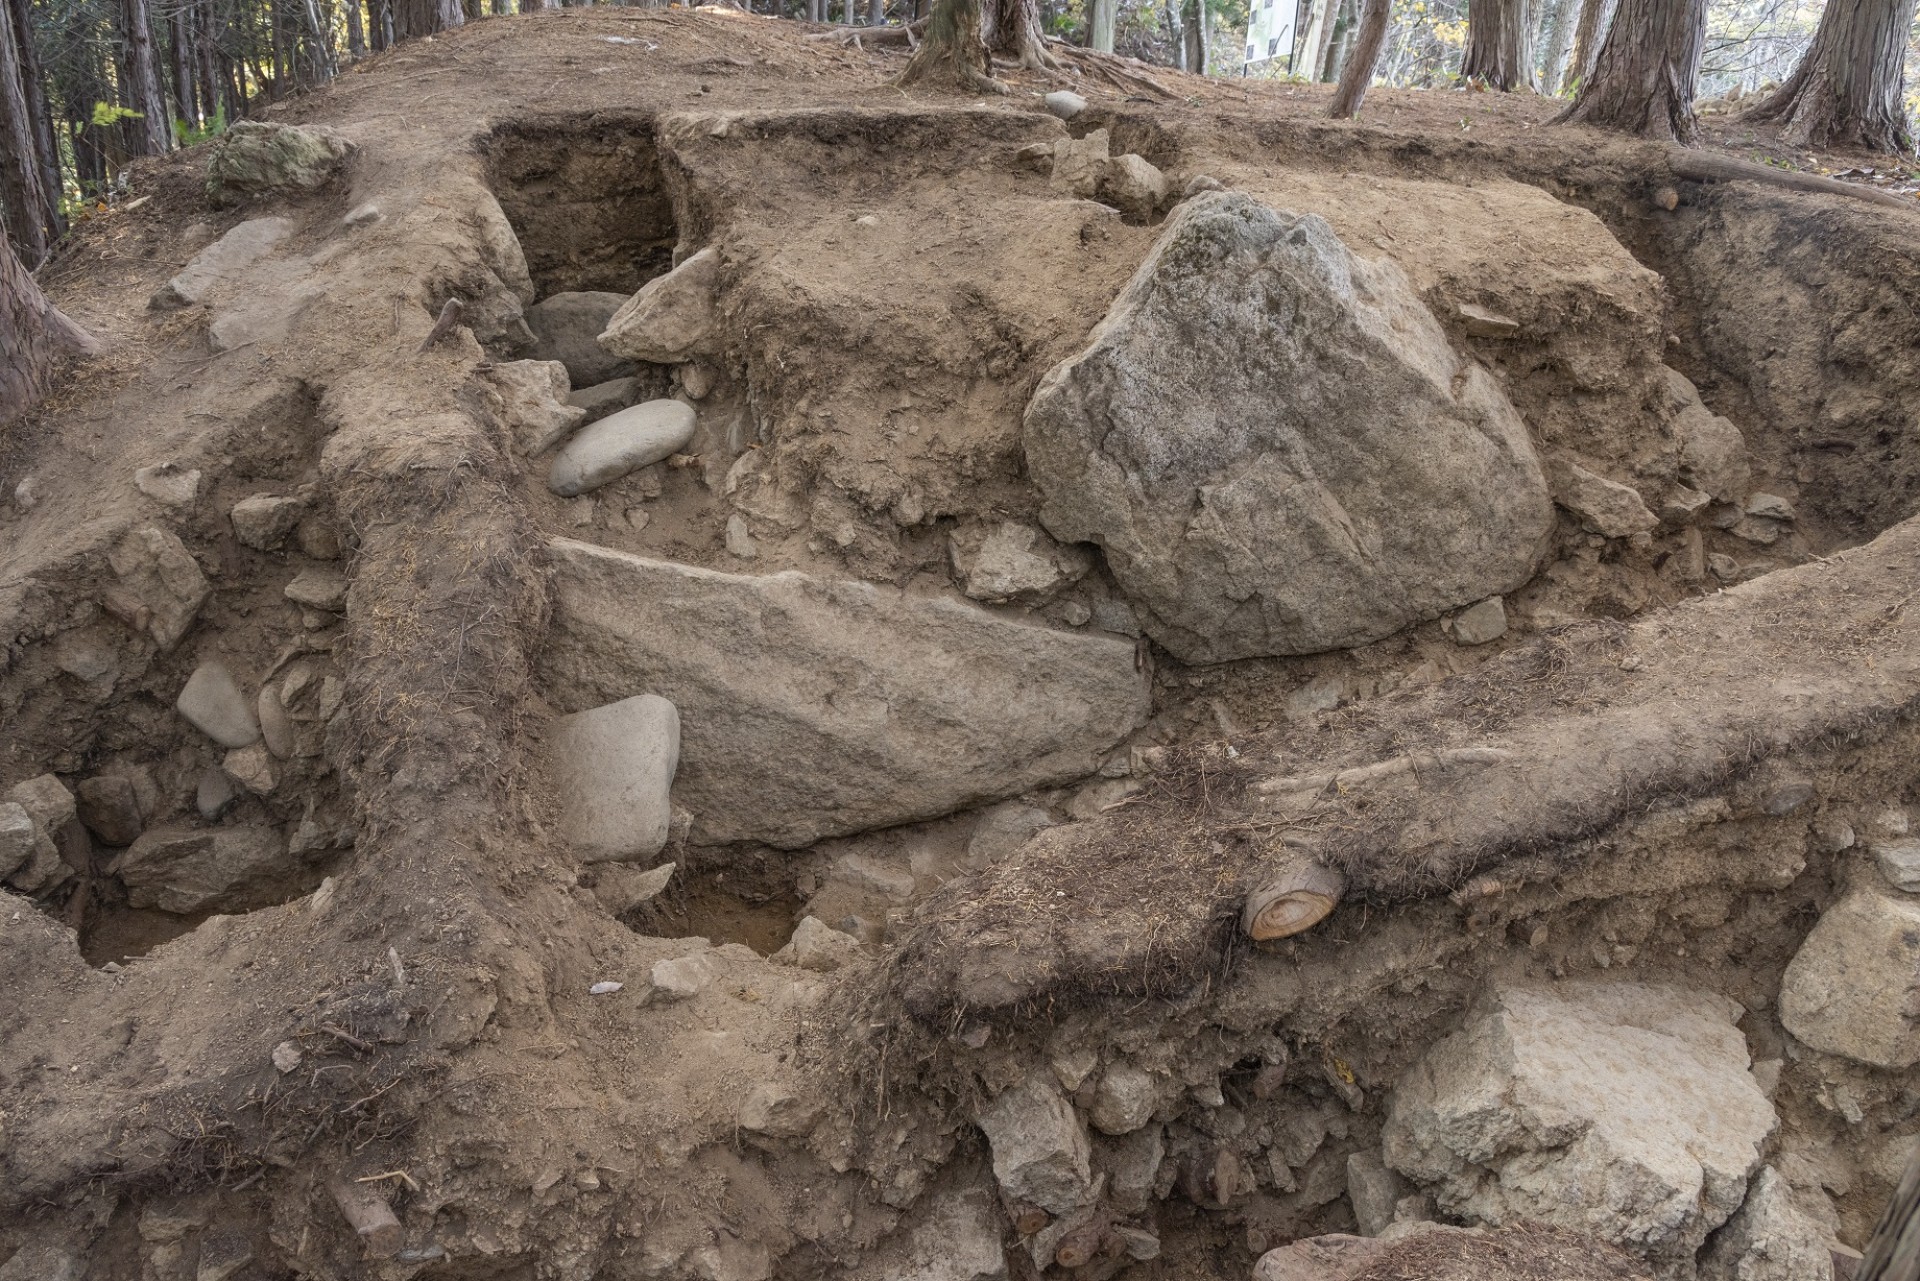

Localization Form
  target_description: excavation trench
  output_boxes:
[6,81,1920,1281]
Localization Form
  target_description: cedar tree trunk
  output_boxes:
[2,221,101,425]
[1461,0,1534,88]
[1553,0,1704,140]
[1743,0,1915,153]
[1329,0,1389,115]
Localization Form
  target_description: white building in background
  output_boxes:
[1243,0,1304,71]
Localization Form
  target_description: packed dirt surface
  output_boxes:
[5,10,1920,1281]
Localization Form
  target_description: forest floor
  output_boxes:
[4,11,1920,1281]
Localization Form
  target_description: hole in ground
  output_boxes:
[601,855,803,957]
[485,116,679,297]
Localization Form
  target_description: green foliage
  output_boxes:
[90,101,142,127]
[174,105,228,146]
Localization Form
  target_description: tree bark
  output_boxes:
[1536,0,1578,91]
[1461,0,1533,88]
[393,0,463,40]
[1088,0,1115,51]
[167,5,197,131]
[898,0,1005,88]
[1183,0,1207,73]
[1741,0,1914,153]
[868,0,885,23]
[120,0,172,152]
[1,221,102,426]
[0,0,52,264]
[1552,0,1703,140]
[1328,0,1389,115]
[346,0,367,53]
[1322,0,1357,79]
[985,0,1055,66]
[1859,1139,1920,1281]
[1566,0,1613,89]
[7,0,64,240]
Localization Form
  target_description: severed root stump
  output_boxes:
[1243,856,1345,940]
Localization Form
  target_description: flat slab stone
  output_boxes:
[115,826,295,914]
[547,400,697,497]
[541,538,1150,848]
[552,694,680,863]
[150,217,294,308]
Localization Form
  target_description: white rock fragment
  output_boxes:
[177,662,262,748]
[284,568,347,612]
[724,513,757,560]
[552,695,680,863]
[948,521,1091,604]
[1043,90,1086,120]
[1089,1062,1158,1135]
[1449,595,1507,645]
[769,916,862,972]
[105,525,212,651]
[1872,838,1920,892]
[272,1041,303,1073]
[1384,979,1775,1263]
[1557,463,1660,538]
[229,493,307,550]
[598,247,724,365]
[134,463,202,508]
[1779,883,1920,1068]
[485,359,586,457]
[649,953,715,1002]
[548,400,697,497]
[976,1077,1094,1215]
[588,981,624,996]
[738,1083,820,1139]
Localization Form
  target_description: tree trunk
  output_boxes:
[1552,0,1702,140]
[8,0,64,239]
[1859,1139,1920,1281]
[0,0,52,264]
[1295,0,1331,73]
[985,0,1054,66]
[1328,0,1388,115]
[1536,0,1577,91]
[167,6,196,131]
[1,221,101,426]
[1566,0,1613,89]
[868,0,884,23]
[393,0,463,40]
[1088,0,1114,51]
[1741,0,1914,153]
[899,0,1005,88]
[1322,0,1357,79]
[1461,0,1533,88]
[346,0,367,53]
[120,0,172,153]
[1183,0,1207,73]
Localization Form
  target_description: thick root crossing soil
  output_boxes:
[4,12,1920,1281]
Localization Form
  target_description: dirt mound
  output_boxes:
[4,11,1920,1281]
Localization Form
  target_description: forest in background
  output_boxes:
[0,0,1915,273]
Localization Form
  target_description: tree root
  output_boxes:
[1667,149,1918,216]
[1045,40,1177,99]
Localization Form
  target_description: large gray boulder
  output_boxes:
[977,1077,1095,1216]
[540,539,1149,848]
[1024,193,1553,663]
[551,695,680,864]
[1383,979,1774,1265]
[204,122,353,208]
[115,826,296,913]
